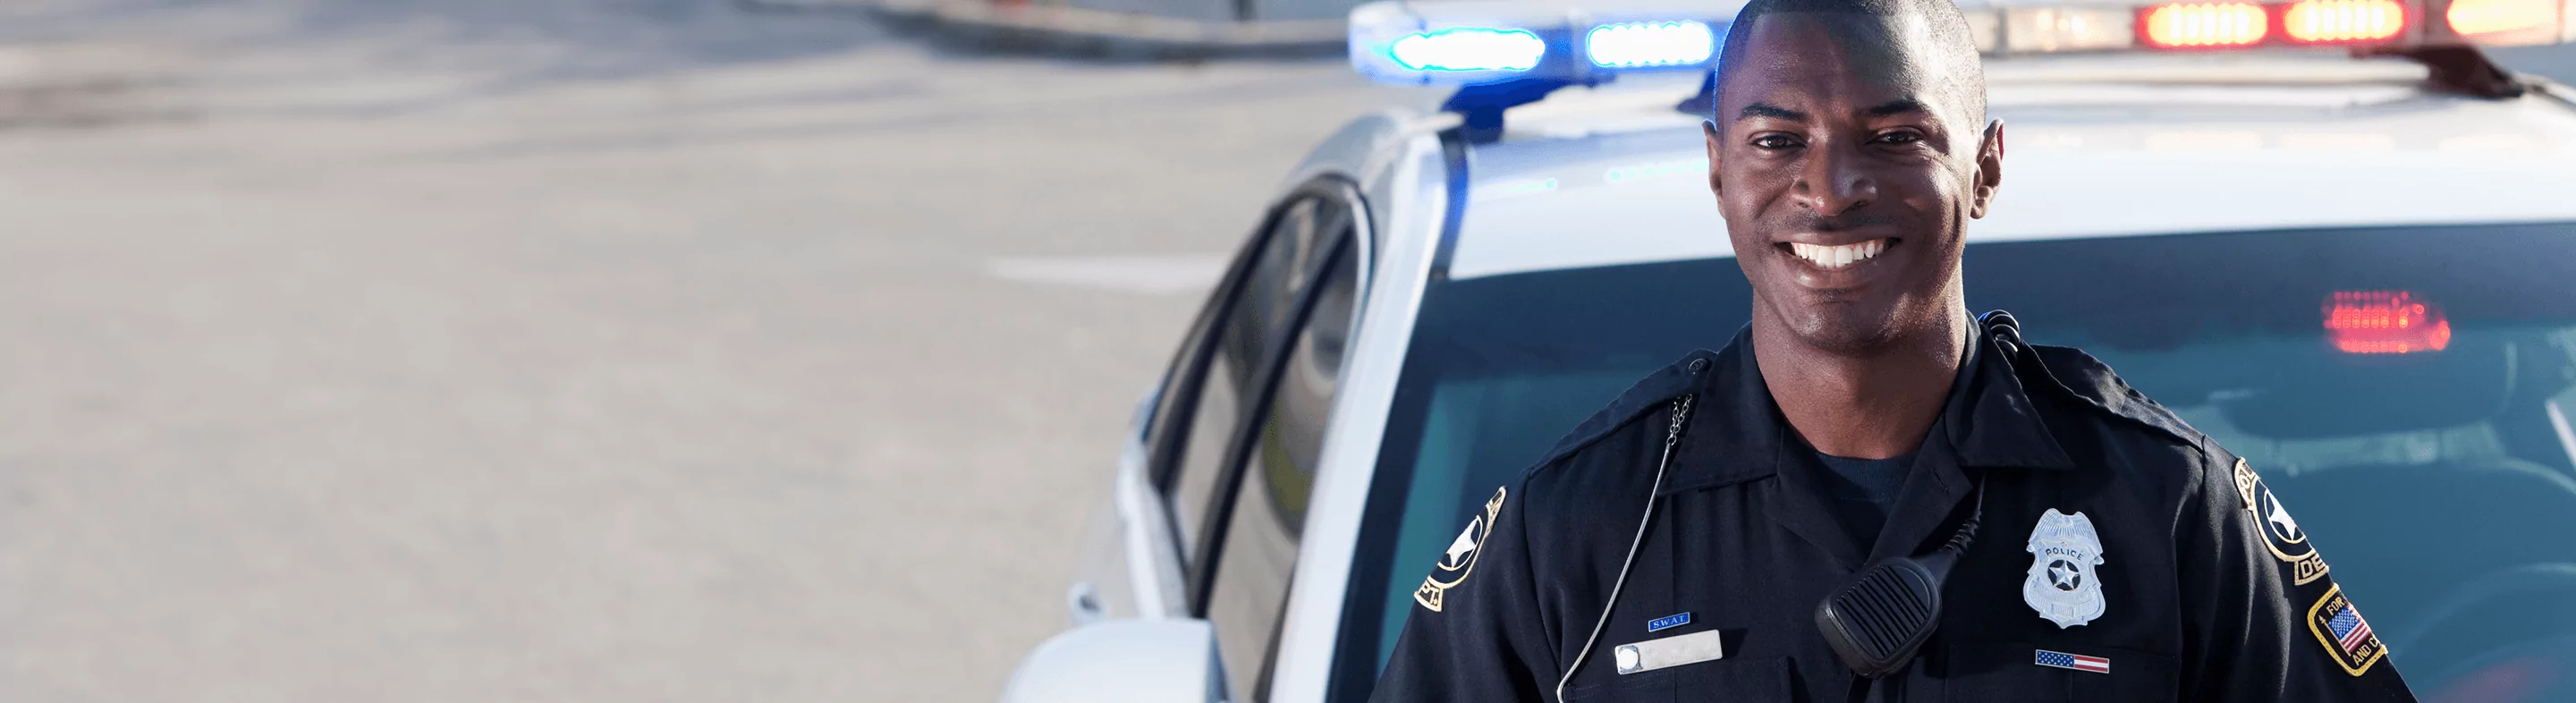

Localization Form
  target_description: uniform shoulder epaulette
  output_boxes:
[2029,344,2200,446]
[1530,349,1720,470]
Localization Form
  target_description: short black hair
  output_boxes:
[1712,0,1987,127]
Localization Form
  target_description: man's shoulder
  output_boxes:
[1541,350,1719,462]
[2018,343,2239,502]
[2026,344,2205,448]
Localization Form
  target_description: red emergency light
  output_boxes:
[2324,291,2453,354]
[2284,0,2409,42]
[2138,0,2415,48]
[2446,0,2569,44]
[2142,3,2272,47]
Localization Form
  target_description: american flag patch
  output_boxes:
[2035,649,2111,673]
[2308,586,2388,675]
[2328,606,2373,651]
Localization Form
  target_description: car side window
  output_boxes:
[1140,263,1233,450]
[1165,197,1332,559]
[1204,209,1361,703]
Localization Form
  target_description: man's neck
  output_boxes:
[1752,310,1970,461]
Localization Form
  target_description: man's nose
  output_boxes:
[1793,140,1878,216]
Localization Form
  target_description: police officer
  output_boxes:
[1368,0,2420,699]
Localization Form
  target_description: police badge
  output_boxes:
[2023,509,2108,629]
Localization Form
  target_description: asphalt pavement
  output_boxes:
[4,2,2573,702]
[0,2,1423,701]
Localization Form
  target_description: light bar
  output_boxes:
[2284,0,2407,42]
[1347,0,2576,115]
[2446,0,2571,45]
[1587,21,1717,68]
[2141,3,2271,47]
[1956,0,2576,55]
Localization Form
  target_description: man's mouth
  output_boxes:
[1783,239,1893,270]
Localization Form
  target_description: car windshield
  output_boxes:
[1328,221,2576,702]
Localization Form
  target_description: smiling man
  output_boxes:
[1366,0,2421,700]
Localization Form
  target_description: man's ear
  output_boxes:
[1968,118,2005,220]
[1703,119,1725,198]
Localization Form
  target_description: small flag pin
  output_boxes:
[2035,648,2110,674]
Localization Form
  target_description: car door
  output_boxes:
[1147,177,1369,702]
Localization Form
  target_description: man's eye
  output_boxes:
[1876,131,1924,145]
[1751,134,1801,149]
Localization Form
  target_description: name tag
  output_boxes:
[1614,629,1726,674]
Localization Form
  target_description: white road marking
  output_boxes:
[984,254,1228,295]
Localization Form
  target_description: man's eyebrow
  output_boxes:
[1865,97,1933,117]
[1736,102,1807,122]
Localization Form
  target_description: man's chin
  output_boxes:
[1771,307,1910,357]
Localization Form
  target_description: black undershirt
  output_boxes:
[1813,452,1916,543]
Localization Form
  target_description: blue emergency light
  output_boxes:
[1348,0,1741,87]
[1347,0,1741,142]
[1586,21,1718,67]
[1390,27,1548,71]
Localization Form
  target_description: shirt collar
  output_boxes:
[1943,322,2078,471]
[1657,320,2075,497]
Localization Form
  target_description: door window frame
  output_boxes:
[1146,176,1372,559]
[1135,175,1373,699]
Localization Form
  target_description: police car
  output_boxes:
[1001,0,2576,699]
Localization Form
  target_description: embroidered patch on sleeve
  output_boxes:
[1414,486,1506,612]
[2235,459,2331,585]
[2307,585,2387,676]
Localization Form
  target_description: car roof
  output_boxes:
[1440,54,2576,280]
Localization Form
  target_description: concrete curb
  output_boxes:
[743,0,1344,57]
[934,1,1343,55]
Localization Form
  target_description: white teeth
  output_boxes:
[1787,239,1890,269]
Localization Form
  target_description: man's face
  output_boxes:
[1706,12,2001,354]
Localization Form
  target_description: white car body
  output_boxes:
[1013,48,2576,703]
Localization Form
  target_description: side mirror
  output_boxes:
[999,619,1224,703]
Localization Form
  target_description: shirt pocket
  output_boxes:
[1937,640,2179,703]
[1561,656,1792,703]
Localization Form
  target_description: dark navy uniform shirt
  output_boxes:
[1369,322,2419,702]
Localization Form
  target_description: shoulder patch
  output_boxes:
[2232,459,2332,585]
[2029,344,2199,445]
[1530,350,1718,470]
[2307,584,2388,676]
[1413,486,1506,612]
